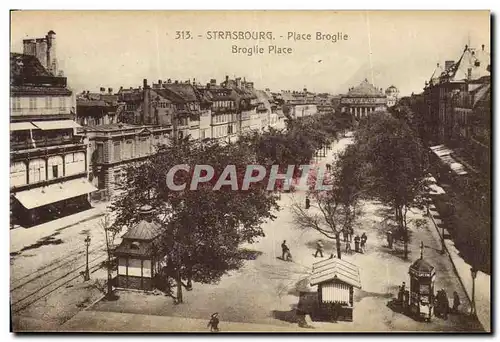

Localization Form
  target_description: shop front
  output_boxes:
[11,177,97,227]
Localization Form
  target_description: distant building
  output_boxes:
[76,88,125,126]
[385,85,399,107]
[10,52,95,227]
[340,79,387,119]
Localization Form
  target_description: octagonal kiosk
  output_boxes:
[409,242,435,321]
[114,205,163,291]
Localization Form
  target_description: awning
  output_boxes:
[32,120,82,130]
[429,145,468,176]
[10,122,38,131]
[13,178,97,209]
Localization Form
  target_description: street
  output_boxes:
[58,136,484,332]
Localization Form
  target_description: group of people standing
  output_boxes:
[342,229,368,254]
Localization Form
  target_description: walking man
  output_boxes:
[207,313,220,332]
[281,240,290,261]
[314,240,324,258]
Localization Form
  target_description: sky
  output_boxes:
[10,10,490,96]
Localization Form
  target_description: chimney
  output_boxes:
[158,80,162,85]
[445,60,455,70]
[167,78,172,84]
[465,44,468,51]
[210,79,216,85]
[119,86,123,92]
[437,63,440,68]
[482,44,485,51]
[143,79,148,89]
[46,30,57,76]
[108,87,113,94]
[174,80,178,84]
[100,87,106,94]
[193,78,196,85]
[226,75,229,83]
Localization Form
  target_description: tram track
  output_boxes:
[11,241,107,291]
[11,248,108,314]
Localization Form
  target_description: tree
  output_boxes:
[109,137,279,303]
[291,145,364,259]
[352,112,430,259]
[99,214,119,300]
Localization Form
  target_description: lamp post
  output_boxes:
[84,235,91,281]
[470,267,478,317]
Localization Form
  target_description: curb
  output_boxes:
[427,206,486,331]
[427,211,472,305]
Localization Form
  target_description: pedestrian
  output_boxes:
[329,253,335,259]
[441,289,450,319]
[386,231,393,249]
[342,228,349,242]
[345,239,352,253]
[452,291,461,313]
[354,235,361,253]
[314,240,324,258]
[360,233,367,253]
[348,227,354,242]
[305,196,310,209]
[398,282,406,304]
[281,240,289,261]
[207,312,220,332]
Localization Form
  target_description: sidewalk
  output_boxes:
[10,202,108,254]
[427,203,491,332]
[60,310,311,332]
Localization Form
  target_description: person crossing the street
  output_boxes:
[314,239,324,258]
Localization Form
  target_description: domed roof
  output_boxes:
[345,79,386,98]
[386,85,398,91]
[409,258,435,274]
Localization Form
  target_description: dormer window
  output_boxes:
[130,241,140,250]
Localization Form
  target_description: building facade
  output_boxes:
[83,123,171,200]
[340,79,387,119]
[10,51,95,227]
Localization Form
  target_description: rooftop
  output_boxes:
[310,258,361,288]
[344,79,386,98]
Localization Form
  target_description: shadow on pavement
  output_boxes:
[271,308,299,324]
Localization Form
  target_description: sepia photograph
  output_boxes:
[8,10,491,333]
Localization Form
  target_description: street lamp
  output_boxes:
[84,235,91,281]
[470,267,478,317]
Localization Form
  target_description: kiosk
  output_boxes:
[408,242,436,321]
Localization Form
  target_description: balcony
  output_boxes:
[11,136,85,151]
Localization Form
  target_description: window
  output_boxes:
[123,140,133,159]
[96,143,104,163]
[29,159,46,183]
[59,97,66,111]
[12,97,21,111]
[45,97,52,109]
[130,241,140,250]
[10,162,27,187]
[113,141,121,161]
[52,165,59,178]
[48,156,63,180]
[29,98,37,110]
